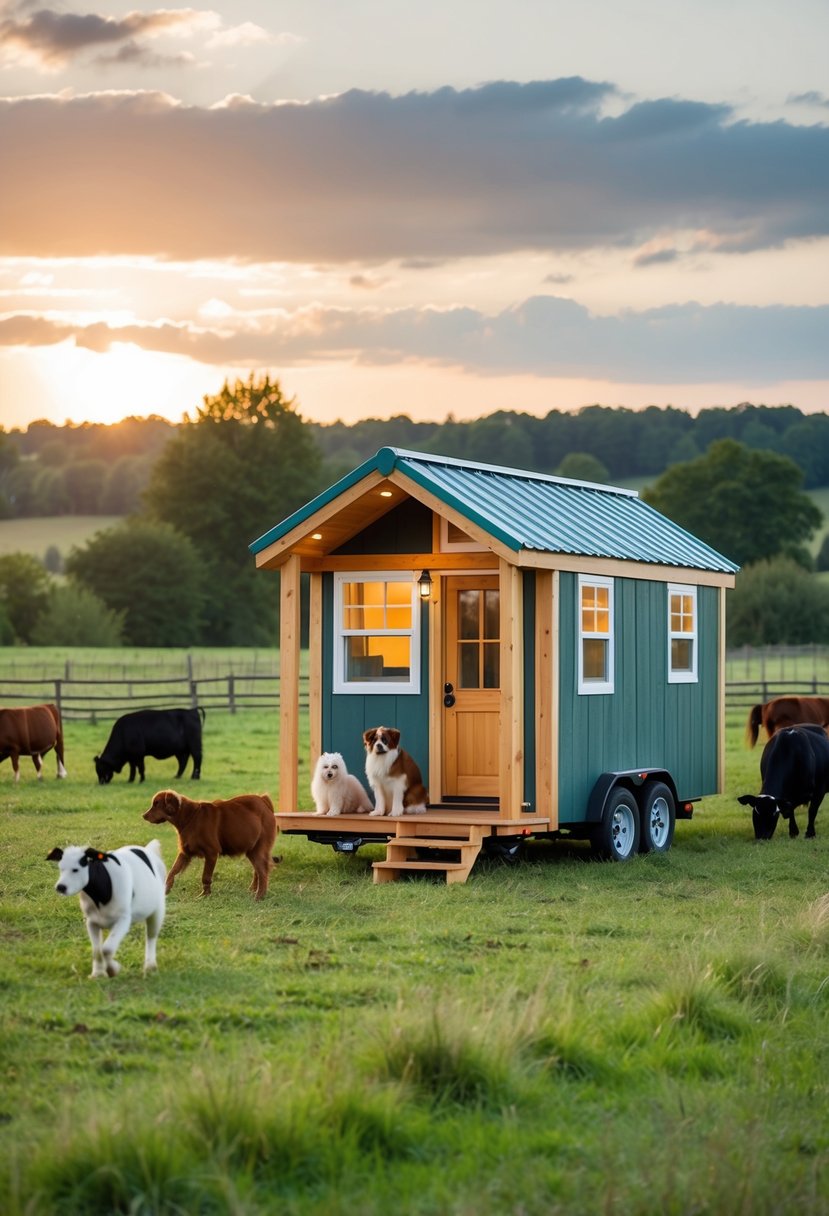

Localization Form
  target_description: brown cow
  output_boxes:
[0,703,67,782]
[746,696,829,748]
[143,789,277,899]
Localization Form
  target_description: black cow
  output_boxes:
[738,724,829,840]
[95,708,204,785]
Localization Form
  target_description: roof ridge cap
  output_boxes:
[379,447,639,499]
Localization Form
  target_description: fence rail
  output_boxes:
[0,669,826,723]
[0,673,309,720]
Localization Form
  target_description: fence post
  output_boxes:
[190,679,198,709]
[54,678,62,717]
[228,674,236,714]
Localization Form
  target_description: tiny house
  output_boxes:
[249,447,738,882]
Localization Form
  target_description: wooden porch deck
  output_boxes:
[274,805,551,884]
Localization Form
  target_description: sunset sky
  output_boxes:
[1,0,828,432]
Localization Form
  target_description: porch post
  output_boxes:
[279,554,301,812]
[535,569,558,827]
[499,558,524,816]
[308,573,323,767]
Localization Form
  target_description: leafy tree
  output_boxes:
[66,519,204,646]
[727,557,829,646]
[30,581,125,646]
[2,463,39,516]
[555,452,610,483]
[146,374,325,644]
[0,552,52,642]
[779,416,829,489]
[100,454,152,514]
[816,533,829,574]
[33,468,70,515]
[0,601,13,643]
[644,439,822,567]
[62,459,108,514]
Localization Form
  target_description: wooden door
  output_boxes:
[443,576,500,797]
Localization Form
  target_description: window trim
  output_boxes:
[667,582,698,684]
[577,574,615,695]
[439,516,486,553]
[333,571,421,695]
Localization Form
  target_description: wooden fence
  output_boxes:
[0,670,825,724]
[0,673,309,721]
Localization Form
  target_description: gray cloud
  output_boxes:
[788,91,829,109]
[1,78,828,262]
[0,5,205,68]
[4,295,828,383]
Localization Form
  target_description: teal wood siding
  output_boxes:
[322,574,430,794]
[556,573,719,823]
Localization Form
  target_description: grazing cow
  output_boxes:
[47,840,166,978]
[738,724,829,840]
[746,695,829,748]
[0,703,67,782]
[143,788,277,899]
[95,707,204,784]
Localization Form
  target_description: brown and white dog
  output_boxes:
[363,726,428,817]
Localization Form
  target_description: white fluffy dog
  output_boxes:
[47,840,166,978]
[311,752,374,816]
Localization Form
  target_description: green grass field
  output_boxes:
[0,516,122,562]
[2,708,829,1214]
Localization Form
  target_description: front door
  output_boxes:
[443,575,500,797]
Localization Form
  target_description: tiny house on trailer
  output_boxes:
[249,447,738,883]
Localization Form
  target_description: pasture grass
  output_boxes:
[0,516,122,561]
[2,711,829,1213]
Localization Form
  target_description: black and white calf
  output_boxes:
[738,724,829,840]
[47,841,167,977]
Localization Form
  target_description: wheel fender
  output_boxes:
[586,770,678,824]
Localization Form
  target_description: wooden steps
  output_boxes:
[372,826,486,884]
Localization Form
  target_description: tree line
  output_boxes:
[0,380,827,649]
[2,400,829,521]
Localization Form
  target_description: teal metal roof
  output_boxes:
[250,447,739,574]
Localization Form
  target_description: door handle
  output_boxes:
[443,682,455,708]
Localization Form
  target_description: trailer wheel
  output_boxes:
[639,782,675,854]
[591,788,640,861]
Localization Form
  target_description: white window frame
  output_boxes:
[333,572,421,695]
[667,583,698,684]
[577,574,615,695]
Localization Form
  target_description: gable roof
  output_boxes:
[250,447,739,575]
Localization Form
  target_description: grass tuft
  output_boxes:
[644,964,751,1045]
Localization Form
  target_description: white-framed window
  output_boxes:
[333,572,421,694]
[667,583,698,683]
[577,574,614,695]
[439,517,485,553]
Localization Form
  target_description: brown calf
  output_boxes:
[0,703,67,782]
[143,789,277,899]
[746,696,829,748]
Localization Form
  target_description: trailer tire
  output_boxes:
[590,788,640,861]
[639,782,675,854]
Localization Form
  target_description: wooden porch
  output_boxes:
[274,805,551,884]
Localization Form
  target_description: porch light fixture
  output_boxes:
[417,570,433,600]
[379,489,393,498]
[311,533,323,540]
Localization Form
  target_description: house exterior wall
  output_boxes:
[555,572,720,823]
[321,576,431,796]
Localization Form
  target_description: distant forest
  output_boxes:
[1,401,828,519]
